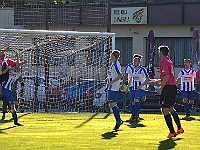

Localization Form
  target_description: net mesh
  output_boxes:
[0,29,114,113]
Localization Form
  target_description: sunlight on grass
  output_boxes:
[0,112,200,150]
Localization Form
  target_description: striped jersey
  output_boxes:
[130,65,149,90]
[178,68,196,91]
[2,67,18,91]
[125,63,135,87]
[107,60,122,91]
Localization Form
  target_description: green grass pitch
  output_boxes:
[0,112,200,150]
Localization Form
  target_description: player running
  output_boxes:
[176,58,196,119]
[126,54,150,122]
[105,50,123,130]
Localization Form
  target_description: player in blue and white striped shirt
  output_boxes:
[105,50,123,130]
[126,54,150,121]
[176,58,196,119]
[2,52,23,126]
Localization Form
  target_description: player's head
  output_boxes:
[133,54,142,67]
[183,58,191,68]
[111,50,120,61]
[158,45,169,58]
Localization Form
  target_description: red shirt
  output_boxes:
[0,58,16,67]
[196,70,200,80]
[159,57,176,85]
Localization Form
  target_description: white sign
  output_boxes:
[111,7,147,24]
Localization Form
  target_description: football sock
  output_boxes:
[140,101,144,109]
[135,102,140,119]
[164,114,175,133]
[12,112,18,124]
[188,103,192,111]
[112,105,121,124]
[171,111,181,130]
[131,104,135,118]
[184,103,189,116]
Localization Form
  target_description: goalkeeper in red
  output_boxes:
[105,50,123,130]
[156,45,184,138]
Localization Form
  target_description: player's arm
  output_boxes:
[15,52,20,72]
[156,74,169,94]
[4,46,12,52]
[126,76,133,93]
[176,78,181,87]
[138,76,150,90]
[107,73,122,86]
[120,73,128,90]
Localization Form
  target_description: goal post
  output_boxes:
[0,29,115,113]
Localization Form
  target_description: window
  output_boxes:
[148,37,192,66]
[115,37,133,66]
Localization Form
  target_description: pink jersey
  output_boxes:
[159,57,176,85]
[196,70,200,80]
[0,58,16,67]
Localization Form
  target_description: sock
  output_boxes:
[12,112,18,124]
[171,111,182,130]
[2,101,7,115]
[164,114,175,133]
[140,101,144,109]
[188,103,192,111]
[112,105,121,124]
[184,103,189,116]
[134,102,140,119]
[131,104,135,118]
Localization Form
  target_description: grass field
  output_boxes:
[0,112,200,150]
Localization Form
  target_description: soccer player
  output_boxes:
[156,45,184,138]
[126,54,150,122]
[176,58,196,119]
[120,58,135,113]
[2,52,23,126]
[105,50,123,130]
[196,61,200,84]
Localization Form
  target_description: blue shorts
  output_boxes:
[134,89,146,101]
[2,88,14,104]
[181,91,195,100]
[108,90,122,103]
[130,90,136,102]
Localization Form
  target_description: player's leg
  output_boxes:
[108,91,123,130]
[162,107,177,138]
[188,91,195,116]
[182,91,190,118]
[2,88,23,126]
[160,86,176,138]
[169,106,184,135]
[130,90,135,120]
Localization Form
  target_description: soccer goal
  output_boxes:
[0,29,115,113]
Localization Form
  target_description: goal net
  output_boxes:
[0,29,115,113]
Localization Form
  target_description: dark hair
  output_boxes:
[133,54,143,61]
[183,58,191,63]
[158,45,169,56]
[112,50,120,59]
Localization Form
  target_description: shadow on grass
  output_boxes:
[0,113,30,125]
[158,138,183,150]
[75,113,99,128]
[180,117,196,121]
[101,131,118,140]
[125,119,146,128]
[75,113,112,128]
[0,126,18,134]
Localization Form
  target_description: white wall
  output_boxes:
[0,8,14,29]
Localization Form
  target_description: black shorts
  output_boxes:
[0,72,9,84]
[159,85,177,108]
